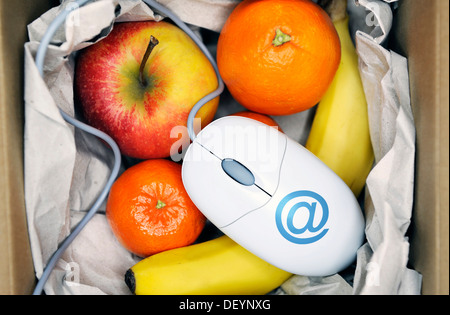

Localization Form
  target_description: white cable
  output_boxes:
[32,0,224,295]
[143,0,224,141]
[33,0,121,295]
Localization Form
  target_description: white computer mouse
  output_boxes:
[181,116,365,276]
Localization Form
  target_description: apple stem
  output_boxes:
[139,35,159,87]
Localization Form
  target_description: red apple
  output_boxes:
[75,21,220,159]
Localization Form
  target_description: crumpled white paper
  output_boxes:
[24,0,421,295]
[352,27,421,295]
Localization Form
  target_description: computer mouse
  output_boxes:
[181,116,365,276]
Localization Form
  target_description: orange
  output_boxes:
[106,159,205,257]
[217,0,341,116]
[231,110,284,132]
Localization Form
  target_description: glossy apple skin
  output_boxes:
[75,21,219,159]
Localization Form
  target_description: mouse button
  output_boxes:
[237,128,287,196]
[183,141,219,164]
[193,116,287,194]
[182,143,272,228]
[193,116,273,159]
[273,136,346,207]
[192,118,228,159]
[221,158,255,186]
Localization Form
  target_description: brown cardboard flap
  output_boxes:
[392,0,449,295]
[0,0,59,295]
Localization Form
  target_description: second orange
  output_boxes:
[217,0,341,116]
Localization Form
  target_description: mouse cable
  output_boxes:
[143,0,225,141]
[32,0,121,295]
[32,0,224,295]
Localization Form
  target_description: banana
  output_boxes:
[306,0,374,197]
[125,235,292,295]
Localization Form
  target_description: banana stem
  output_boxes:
[125,269,136,294]
[319,0,348,22]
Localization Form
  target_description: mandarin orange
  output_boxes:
[217,0,341,116]
[231,110,284,132]
[106,159,205,257]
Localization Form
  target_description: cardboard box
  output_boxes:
[0,0,60,295]
[0,0,448,295]
[391,0,449,295]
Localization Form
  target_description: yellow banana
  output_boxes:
[125,235,292,295]
[306,0,374,197]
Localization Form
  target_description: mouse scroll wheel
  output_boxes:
[221,158,255,186]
